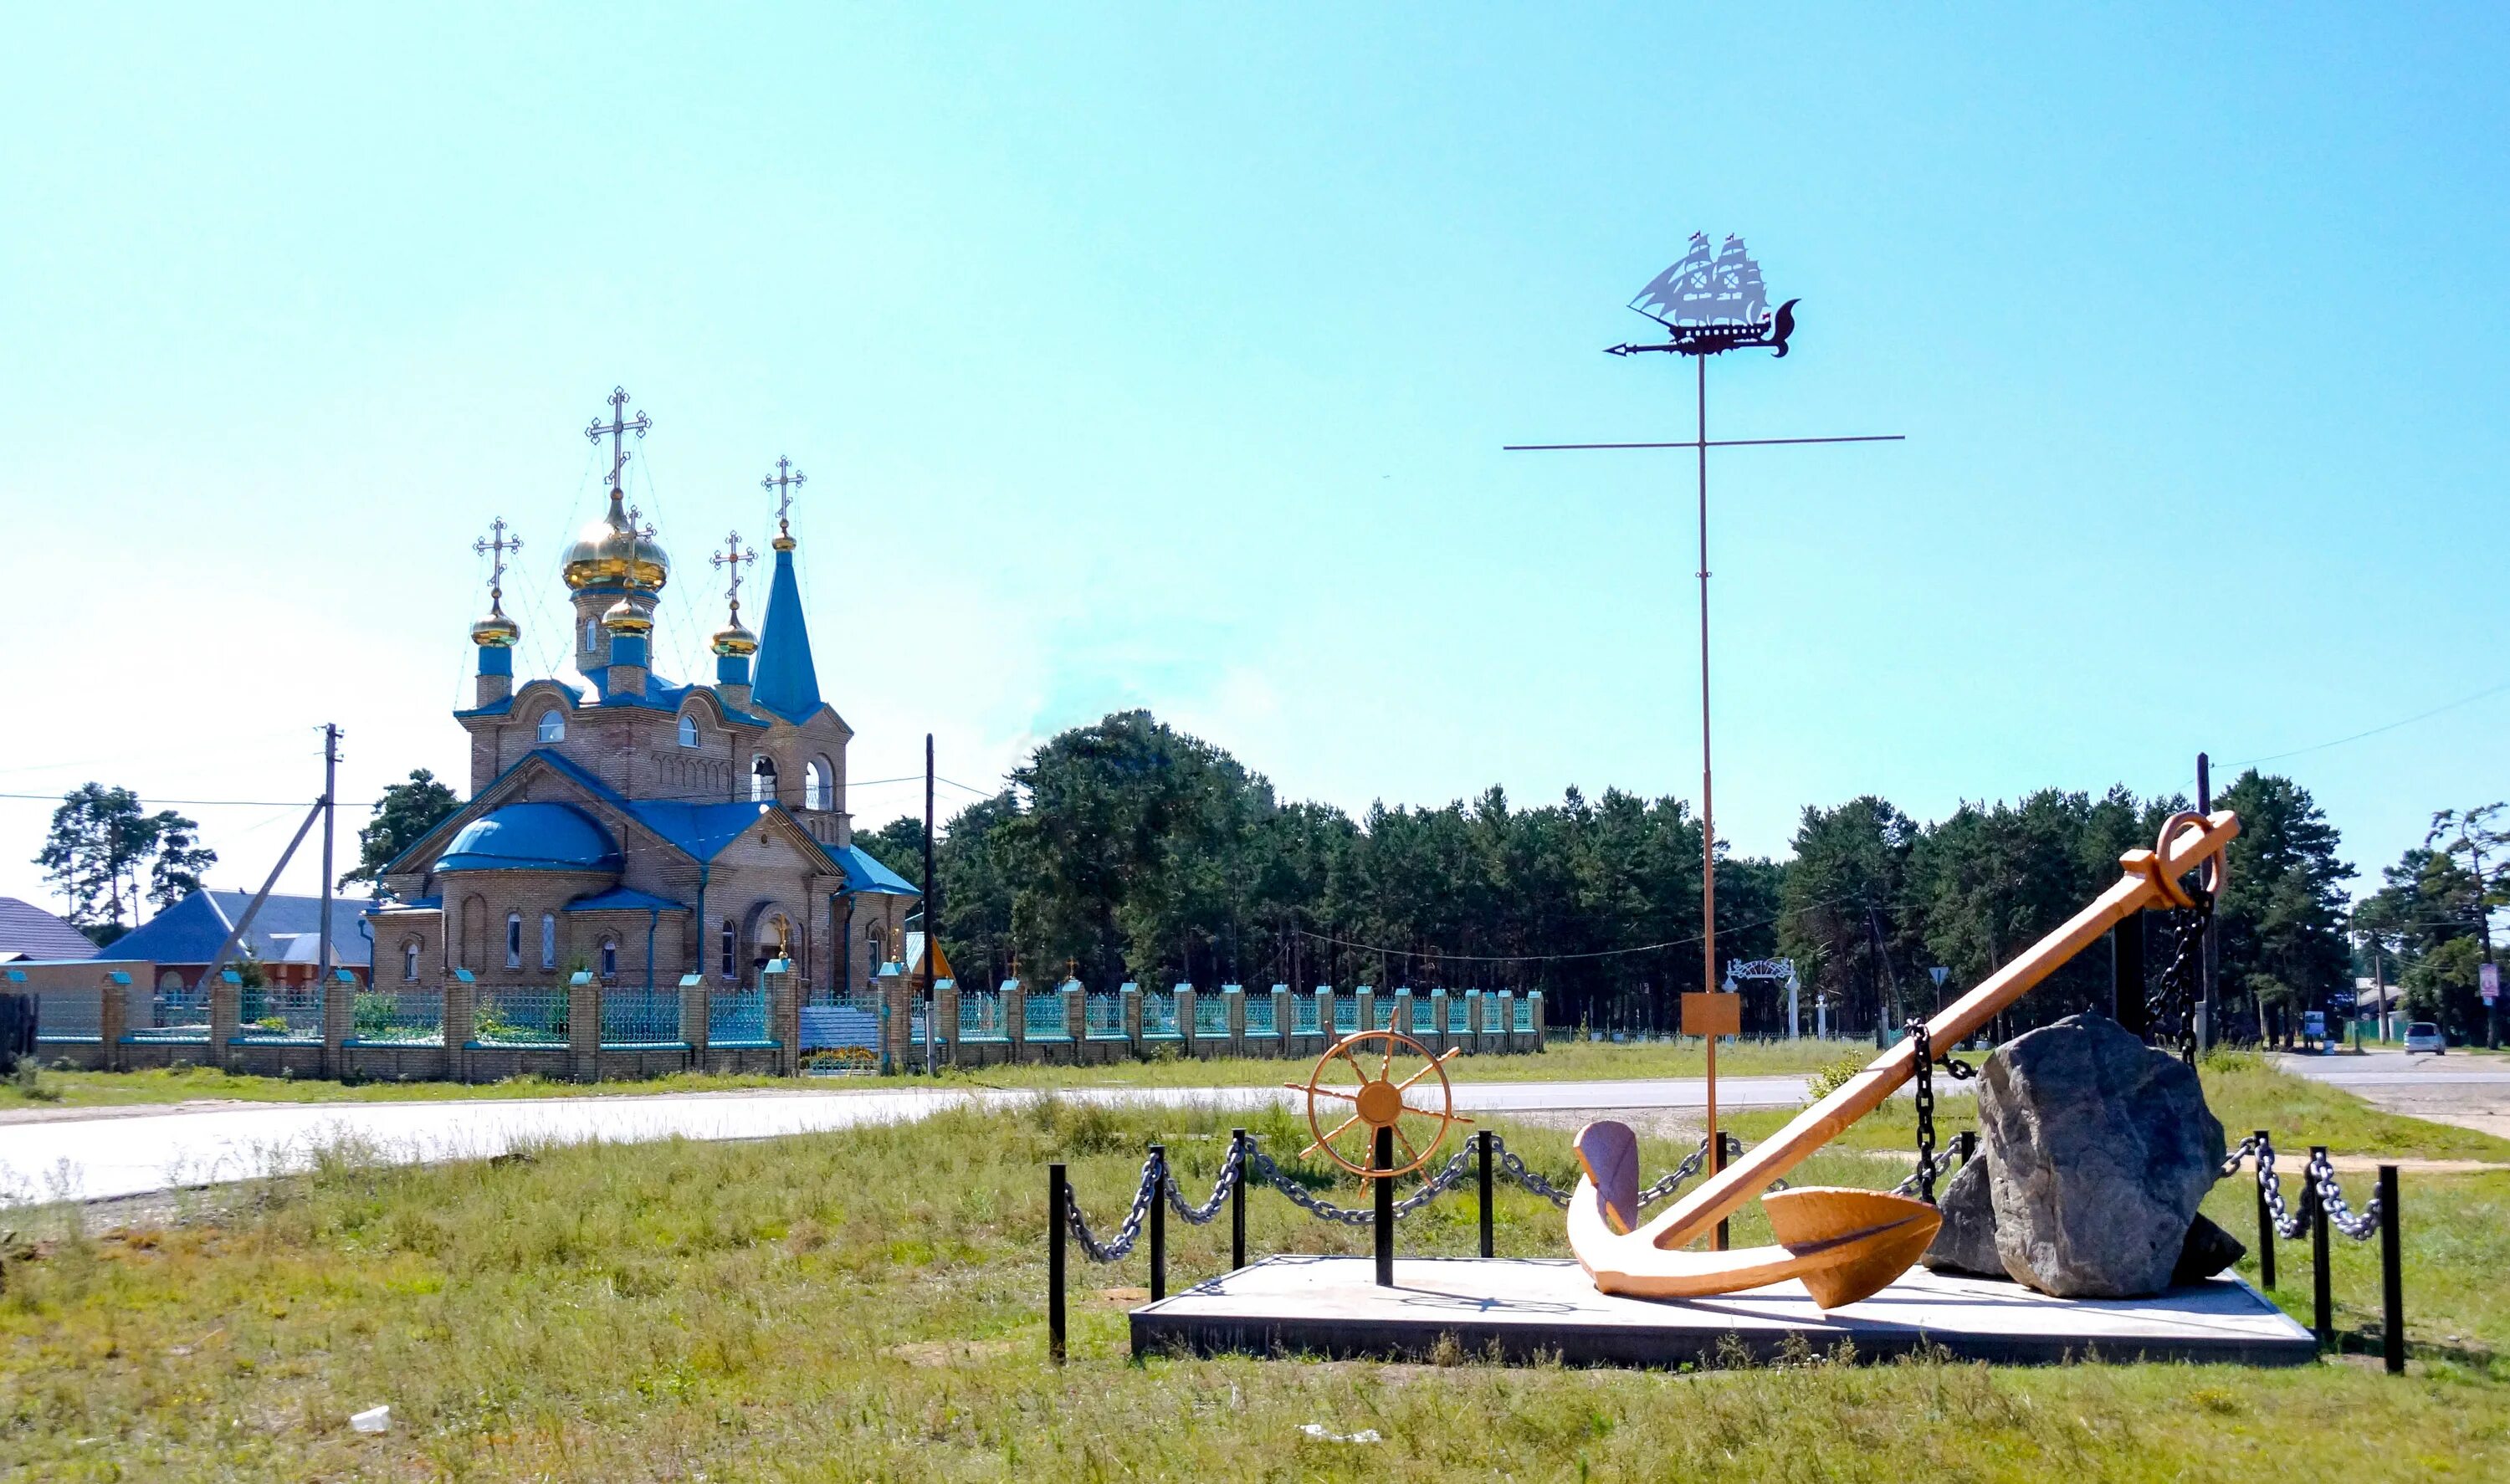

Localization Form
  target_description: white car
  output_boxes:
[2403,1021,2446,1056]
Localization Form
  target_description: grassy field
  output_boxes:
[0,1036,1853,1110]
[2,1066,2504,1481]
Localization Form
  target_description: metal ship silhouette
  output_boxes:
[1612,233,1798,357]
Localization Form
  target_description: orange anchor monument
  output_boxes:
[1566,809,2238,1309]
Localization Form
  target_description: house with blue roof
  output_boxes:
[368,474,917,1002]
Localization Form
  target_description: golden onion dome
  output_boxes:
[602,593,653,636]
[469,598,520,648]
[711,608,758,657]
[562,488,671,591]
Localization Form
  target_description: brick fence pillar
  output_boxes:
[211,971,242,1069]
[567,970,598,1082]
[680,973,710,1058]
[935,975,959,1067]
[765,963,799,1075]
[444,970,475,1082]
[99,967,129,1069]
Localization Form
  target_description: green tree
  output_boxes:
[1779,796,1915,1038]
[2210,771,2352,1046]
[2423,804,2506,1047]
[344,770,461,886]
[33,782,218,945]
[857,816,929,884]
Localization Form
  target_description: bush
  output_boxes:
[1805,1051,1869,1100]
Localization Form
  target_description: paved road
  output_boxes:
[2275,1049,2510,1142]
[0,1075,1818,1206]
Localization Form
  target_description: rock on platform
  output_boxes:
[1130,1256,2313,1368]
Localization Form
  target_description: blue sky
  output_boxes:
[3,5,2505,918]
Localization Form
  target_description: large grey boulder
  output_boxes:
[1980,1012,2225,1297]
[1920,1155,2004,1277]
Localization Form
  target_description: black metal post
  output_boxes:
[2379,1164,2404,1374]
[1048,1163,1068,1364]
[1148,1144,1167,1302]
[1478,1129,1494,1259]
[2113,917,2147,1039]
[1230,1128,1247,1272]
[1957,1130,1976,1167]
[2255,1131,2276,1290]
[2310,1145,2333,1348]
[1374,1126,1395,1287]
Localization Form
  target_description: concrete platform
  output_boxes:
[1130,1256,2316,1367]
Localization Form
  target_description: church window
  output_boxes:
[584,617,600,652]
[868,924,885,968]
[537,709,566,744]
[720,919,738,979]
[402,940,420,982]
[678,713,699,748]
[540,913,557,970]
[806,756,832,811]
[600,938,618,980]
[750,754,778,803]
[505,913,523,969]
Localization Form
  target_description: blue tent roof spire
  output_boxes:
[750,532,822,723]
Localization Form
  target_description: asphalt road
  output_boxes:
[0,1074,1819,1206]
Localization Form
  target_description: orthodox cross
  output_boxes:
[585,386,653,489]
[710,529,756,613]
[473,517,521,601]
[761,456,807,538]
[622,504,658,594]
[1509,236,1899,1135]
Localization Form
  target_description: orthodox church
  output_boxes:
[366,441,917,1005]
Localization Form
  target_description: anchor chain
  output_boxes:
[1161,1138,1247,1226]
[1063,1150,1164,1261]
[2149,882,2214,1062]
[2217,1133,2384,1242]
[1893,1020,1973,1201]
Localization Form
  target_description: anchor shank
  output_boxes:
[1635,810,2241,1251]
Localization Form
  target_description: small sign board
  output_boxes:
[2483,962,2499,1006]
[1681,990,1740,1039]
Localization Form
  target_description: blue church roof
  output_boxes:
[751,545,823,724]
[436,802,622,873]
[99,890,376,968]
[834,845,919,897]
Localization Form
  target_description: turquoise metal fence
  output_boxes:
[1293,993,1320,1036]
[349,988,443,1044]
[1085,992,1124,1039]
[238,985,322,1043]
[474,986,569,1046]
[960,990,1006,1040]
[1193,990,1230,1038]
[1143,991,1181,1038]
[1244,989,1278,1036]
[33,988,102,1041]
[1024,990,1068,1041]
[709,985,770,1045]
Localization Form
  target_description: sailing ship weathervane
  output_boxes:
[1609,233,1798,359]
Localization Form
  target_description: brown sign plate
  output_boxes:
[1681,990,1741,1039]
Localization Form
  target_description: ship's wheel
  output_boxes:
[1285,1031,1470,1179]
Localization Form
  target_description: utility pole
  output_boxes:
[923,733,939,1067]
[318,722,340,990]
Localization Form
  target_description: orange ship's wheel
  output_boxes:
[1283,1030,1469,1179]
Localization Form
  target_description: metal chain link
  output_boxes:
[1906,1019,1939,1204]
[2149,883,2213,1062]
[1063,1152,1163,1261]
[1161,1139,1247,1226]
[2308,1147,2383,1241]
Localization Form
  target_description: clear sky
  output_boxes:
[3,5,2504,923]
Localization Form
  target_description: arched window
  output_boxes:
[600,937,618,980]
[401,940,420,982]
[505,913,523,969]
[720,919,738,979]
[537,709,566,744]
[584,617,600,652]
[750,754,778,803]
[868,923,886,969]
[540,913,557,970]
[678,713,699,748]
[806,756,832,811]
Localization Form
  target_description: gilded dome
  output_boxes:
[712,609,758,657]
[469,600,520,647]
[562,488,671,591]
[602,593,653,635]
